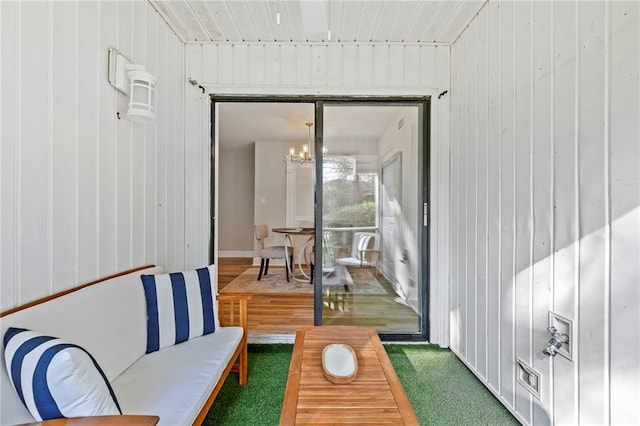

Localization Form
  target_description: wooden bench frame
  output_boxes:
[2,265,252,426]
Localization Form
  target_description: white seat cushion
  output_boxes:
[111,326,243,425]
[260,245,289,259]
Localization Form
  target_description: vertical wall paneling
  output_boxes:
[296,44,312,86]
[450,1,640,424]
[449,39,460,351]
[186,41,450,343]
[403,46,419,87]
[551,1,579,423]
[459,25,469,358]
[147,6,163,269]
[499,0,516,410]
[116,1,133,272]
[193,42,450,93]
[249,44,265,85]
[356,45,373,87]
[513,2,533,420]
[485,0,501,392]
[131,0,147,268]
[430,42,451,348]
[265,44,280,85]
[185,45,210,271]
[20,1,50,302]
[169,28,184,271]
[97,1,117,277]
[76,1,100,284]
[449,37,462,353]
[200,91,210,268]
[312,44,327,86]
[475,6,488,381]
[51,1,78,292]
[341,44,357,86]
[0,1,187,309]
[388,45,403,86]
[326,44,342,86]
[578,2,608,424]
[531,2,553,423]
[609,2,640,424]
[0,1,17,311]
[184,46,205,269]
[465,16,477,369]
[281,44,297,84]
[154,12,169,270]
[419,46,436,87]
[204,42,221,85]
[372,45,389,86]
[218,44,234,85]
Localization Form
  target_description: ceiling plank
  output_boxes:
[153,0,486,45]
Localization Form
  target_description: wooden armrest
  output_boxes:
[215,293,251,387]
[18,415,160,426]
[216,294,252,329]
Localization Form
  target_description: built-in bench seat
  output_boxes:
[0,265,250,425]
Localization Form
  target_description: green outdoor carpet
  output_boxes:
[204,344,518,425]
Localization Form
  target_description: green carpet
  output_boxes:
[204,344,518,425]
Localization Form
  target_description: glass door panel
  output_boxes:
[320,104,423,335]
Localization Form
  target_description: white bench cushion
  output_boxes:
[111,326,243,425]
[1,266,162,426]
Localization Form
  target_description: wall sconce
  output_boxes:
[126,66,156,123]
[108,48,157,123]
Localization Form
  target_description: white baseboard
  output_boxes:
[218,251,254,258]
[248,333,295,344]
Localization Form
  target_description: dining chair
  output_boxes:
[254,224,293,281]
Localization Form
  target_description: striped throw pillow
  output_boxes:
[3,328,121,421]
[141,265,216,353]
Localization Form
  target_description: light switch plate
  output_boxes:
[549,311,573,361]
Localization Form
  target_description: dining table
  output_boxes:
[271,227,315,283]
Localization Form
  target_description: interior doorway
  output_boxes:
[212,97,429,342]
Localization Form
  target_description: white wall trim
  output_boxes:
[218,250,254,258]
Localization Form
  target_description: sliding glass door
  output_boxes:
[212,97,428,341]
[317,102,427,338]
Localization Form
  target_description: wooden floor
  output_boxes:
[218,258,419,337]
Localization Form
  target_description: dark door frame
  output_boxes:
[210,95,430,342]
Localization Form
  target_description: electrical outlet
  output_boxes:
[549,311,573,361]
[516,359,541,399]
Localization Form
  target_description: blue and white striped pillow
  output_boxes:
[3,328,121,421]
[141,265,216,353]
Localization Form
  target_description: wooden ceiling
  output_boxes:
[149,0,484,44]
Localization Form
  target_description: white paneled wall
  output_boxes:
[0,1,186,310]
[185,42,451,344]
[187,42,448,94]
[450,1,639,424]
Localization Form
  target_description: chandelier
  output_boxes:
[284,122,326,164]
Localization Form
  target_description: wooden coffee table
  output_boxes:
[280,326,419,425]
